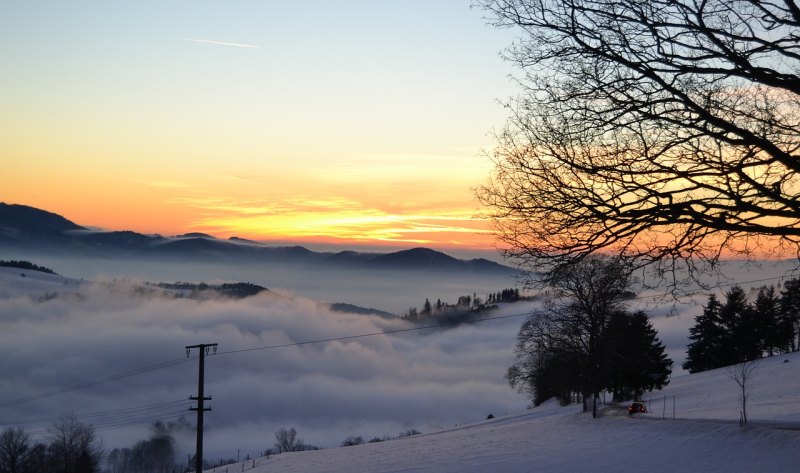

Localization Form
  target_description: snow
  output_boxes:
[210,410,799,473]
[208,355,800,473]
[0,266,85,297]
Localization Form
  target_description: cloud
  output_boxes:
[183,38,259,49]
[0,275,531,459]
[167,194,492,245]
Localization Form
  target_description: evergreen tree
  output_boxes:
[752,286,781,356]
[606,311,672,401]
[683,294,724,373]
[780,278,800,352]
[717,286,752,365]
[421,299,432,317]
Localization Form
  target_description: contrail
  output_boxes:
[184,38,258,49]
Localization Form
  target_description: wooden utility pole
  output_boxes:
[186,343,218,473]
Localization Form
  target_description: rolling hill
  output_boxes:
[0,203,515,274]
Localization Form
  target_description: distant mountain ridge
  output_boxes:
[0,203,516,274]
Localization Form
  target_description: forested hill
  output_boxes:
[0,203,516,275]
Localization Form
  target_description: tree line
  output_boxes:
[403,288,523,324]
[0,417,189,473]
[506,257,672,416]
[0,416,102,473]
[0,260,58,275]
[683,281,800,373]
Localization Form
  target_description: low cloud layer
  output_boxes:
[2,258,784,462]
[0,273,532,460]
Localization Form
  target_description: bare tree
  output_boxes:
[0,427,32,473]
[476,0,800,286]
[727,358,759,425]
[273,428,303,454]
[47,415,103,473]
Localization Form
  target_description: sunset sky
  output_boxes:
[1,1,516,251]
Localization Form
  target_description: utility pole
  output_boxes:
[187,343,218,473]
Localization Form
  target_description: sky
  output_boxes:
[0,1,517,251]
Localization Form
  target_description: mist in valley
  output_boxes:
[3,250,520,316]
[1,251,796,464]
[0,254,531,461]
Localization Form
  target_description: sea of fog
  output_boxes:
[2,253,521,315]
[0,254,798,462]
[0,253,530,462]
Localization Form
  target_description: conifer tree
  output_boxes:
[752,286,781,356]
[717,286,753,365]
[606,310,672,401]
[683,294,724,373]
[780,279,800,352]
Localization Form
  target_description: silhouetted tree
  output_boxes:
[421,299,432,317]
[507,256,671,416]
[780,278,800,352]
[0,427,32,473]
[752,286,782,357]
[717,287,758,365]
[477,0,800,287]
[340,436,364,447]
[683,294,725,373]
[273,428,303,453]
[605,311,672,401]
[46,416,102,473]
[685,284,800,373]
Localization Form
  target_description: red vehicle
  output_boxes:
[628,402,647,415]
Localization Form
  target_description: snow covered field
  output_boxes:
[207,353,800,473]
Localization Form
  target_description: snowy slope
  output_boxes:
[0,266,85,297]
[640,352,800,424]
[209,354,800,473]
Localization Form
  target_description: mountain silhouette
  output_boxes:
[0,203,515,274]
[0,202,85,235]
[0,203,86,247]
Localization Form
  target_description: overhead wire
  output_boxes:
[0,357,191,409]
[0,399,190,426]
[25,410,191,436]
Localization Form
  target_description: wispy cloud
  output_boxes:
[183,38,259,49]
[164,194,494,246]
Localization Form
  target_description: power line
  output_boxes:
[25,410,191,436]
[0,357,191,409]
[0,399,190,426]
